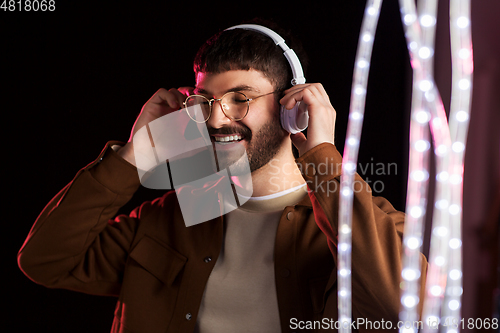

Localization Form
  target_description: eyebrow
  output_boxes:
[194,85,261,96]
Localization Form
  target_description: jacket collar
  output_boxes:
[294,187,313,208]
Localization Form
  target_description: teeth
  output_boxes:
[215,135,242,142]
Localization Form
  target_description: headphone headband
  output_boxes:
[225,24,306,86]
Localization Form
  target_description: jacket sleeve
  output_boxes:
[296,142,427,324]
[18,142,142,296]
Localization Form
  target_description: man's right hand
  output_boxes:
[117,87,194,166]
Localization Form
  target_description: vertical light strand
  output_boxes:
[400,109,431,333]
[398,0,454,331]
[417,1,453,332]
[338,1,382,331]
[441,0,473,332]
[398,0,437,330]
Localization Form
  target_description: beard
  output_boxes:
[246,121,287,172]
[208,118,287,173]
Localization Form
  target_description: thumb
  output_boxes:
[290,132,307,155]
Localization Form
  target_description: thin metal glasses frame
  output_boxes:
[183,90,277,123]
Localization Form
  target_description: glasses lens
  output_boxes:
[185,96,211,123]
[221,92,249,120]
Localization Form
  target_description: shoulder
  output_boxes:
[129,190,180,219]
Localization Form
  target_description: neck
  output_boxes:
[249,139,305,197]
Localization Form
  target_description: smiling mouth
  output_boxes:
[212,134,244,143]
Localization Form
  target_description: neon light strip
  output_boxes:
[341,1,471,330]
[442,0,473,331]
[338,1,382,331]
[411,0,453,329]
[399,0,453,330]
[398,0,442,331]
[397,0,472,331]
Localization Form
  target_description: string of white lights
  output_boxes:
[398,0,437,331]
[414,1,453,331]
[412,0,451,332]
[342,0,471,330]
[399,107,431,333]
[338,0,382,331]
[397,0,473,332]
[398,0,456,332]
[399,4,433,332]
[441,1,473,332]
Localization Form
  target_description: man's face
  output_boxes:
[195,69,287,173]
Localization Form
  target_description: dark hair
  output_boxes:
[193,19,308,92]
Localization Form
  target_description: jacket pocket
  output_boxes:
[129,235,187,285]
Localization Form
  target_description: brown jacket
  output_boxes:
[18,142,426,332]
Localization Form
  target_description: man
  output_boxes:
[18,21,426,332]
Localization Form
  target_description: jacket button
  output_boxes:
[286,211,294,220]
[204,256,212,263]
[186,313,192,320]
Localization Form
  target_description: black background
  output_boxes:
[3,1,495,332]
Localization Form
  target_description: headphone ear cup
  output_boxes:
[280,104,294,133]
[280,102,308,134]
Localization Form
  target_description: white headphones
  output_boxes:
[225,24,309,134]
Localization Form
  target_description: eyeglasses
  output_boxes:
[183,90,277,123]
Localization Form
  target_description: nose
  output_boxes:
[207,99,233,128]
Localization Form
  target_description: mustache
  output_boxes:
[207,125,252,139]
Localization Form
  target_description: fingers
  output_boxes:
[280,83,330,111]
[141,87,194,118]
[166,87,195,109]
[149,88,189,111]
[290,132,307,151]
[131,87,194,137]
[280,83,337,155]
